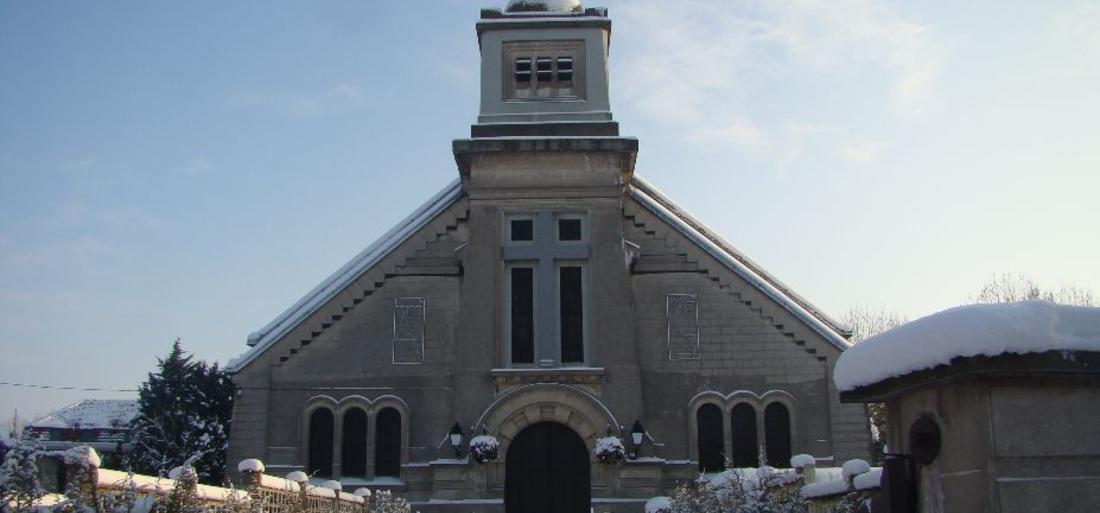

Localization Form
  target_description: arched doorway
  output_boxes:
[307,409,334,477]
[505,422,590,513]
[375,407,402,477]
[764,402,792,468]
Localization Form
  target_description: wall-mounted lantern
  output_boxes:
[629,420,645,459]
[449,422,464,458]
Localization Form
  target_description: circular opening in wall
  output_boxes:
[908,415,941,465]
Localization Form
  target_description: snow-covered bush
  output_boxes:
[666,466,806,513]
[161,465,204,513]
[469,435,499,463]
[592,436,625,464]
[0,440,44,513]
[369,490,410,513]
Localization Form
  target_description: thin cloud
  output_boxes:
[616,0,942,163]
[62,156,97,170]
[238,81,366,117]
[173,157,212,177]
[841,140,887,164]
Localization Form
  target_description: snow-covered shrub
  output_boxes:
[592,436,625,464]
[369,490,410,513]
[0,440,44,513]
[469,435,499,463]
[667,465,806,513]
[161,465,204,513]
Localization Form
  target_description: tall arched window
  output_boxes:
[308,409,334,477]
[764,403,792,468]
[342,408,368,477]
[731,403,759,468]
[696,404,725,472]
[375,407,402,477]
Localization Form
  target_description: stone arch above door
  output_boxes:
[473,383,619,457]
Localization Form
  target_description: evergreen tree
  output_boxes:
[127,340,234,484]
[0,440,44,513]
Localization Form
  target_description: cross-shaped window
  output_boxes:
[503,211,589,367]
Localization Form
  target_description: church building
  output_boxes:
[226,2,869,512]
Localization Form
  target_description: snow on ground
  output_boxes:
[835,301,1100,392]
[644,496,671,513]
[800,477,849,499]
[854,468,883,490]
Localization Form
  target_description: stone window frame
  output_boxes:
[666,292,701,360]
[502,211,591,368]
[687,390,799,469]
[392,297,426,365]
[301,395,411,481]
[503,40,587,101]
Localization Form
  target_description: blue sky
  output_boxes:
[2,0,1098,421]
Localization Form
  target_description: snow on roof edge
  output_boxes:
[227,178,465,373]
[834,300,1100,392]
[629,176,850,351]
[28,399,138,429]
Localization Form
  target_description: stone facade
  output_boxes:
[226,4,868,512]
[843,351,1100,513]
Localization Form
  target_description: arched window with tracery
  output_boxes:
[341,408,368,477]
[307,408,334,477]
[696,403,725,472]
[375,407,402,477]
[731,403,759,468]
[764,402,792,468]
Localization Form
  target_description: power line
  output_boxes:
[0,381,138,393]
[0,381,453,393]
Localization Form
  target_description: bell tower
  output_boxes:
[472,0,618,137]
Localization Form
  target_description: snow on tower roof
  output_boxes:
[29,399,138,430]
[834,300,1100,392]
[506,0,582,13]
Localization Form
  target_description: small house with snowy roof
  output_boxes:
[835,301,1100,513]
[22,399,138,453]
[21,399,138,491]
[225,2,869,512]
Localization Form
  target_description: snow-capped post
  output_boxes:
[841,459,870,490]
[287,470,310,511]
[63,445,101,506]
[353,487,371,513]
[323,479,342,513]
[790,454,816,483]
[237,459,266,499]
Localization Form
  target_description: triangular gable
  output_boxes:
[629,175,851,351]
[226,178,465,373]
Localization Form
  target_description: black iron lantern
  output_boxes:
[629,420,645,459]
[449,422,464,458]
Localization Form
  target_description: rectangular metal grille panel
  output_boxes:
[667,293,700,360]
[393,297,425,363]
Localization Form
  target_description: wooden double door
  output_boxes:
[504,422,591,513]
